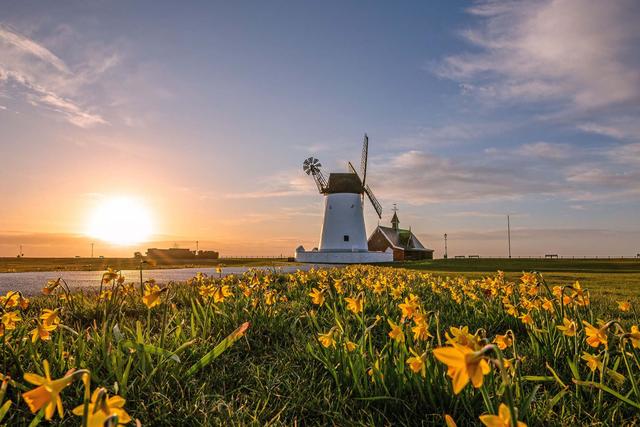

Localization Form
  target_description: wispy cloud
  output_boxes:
[221,170,315,200]
[435,0,640,111]
[0,23,111,127]
[515,142,571,160]
[371,142,640,205]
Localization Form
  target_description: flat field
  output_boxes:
[392,258,640,300]
[1,262,640,425]
[0,257,289,273]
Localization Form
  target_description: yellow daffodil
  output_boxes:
[264,290,277,306]
[580,352,625,385]
[626,325,640,348]
[344,340,357,352]
[43,279,61,295]
[493,334,512,351]
[309,288,325,306]
[406,348,426,377]
[618,301,631,312]
[581,352,602,372]
[102,268,119,284]
[372,281,385,295]
[40,309,60,327]
[582,320,608,348]
[398,294,420,320]
[367,359,383,383]
[318,329,336,348]
[387,319,405,343]
[412,319,432,342]
[333,279,344,294]
[213,285,232,303]
[479,403,527,427]
[504,303,518,317]
[519,313,534,326]
[22,360,76,420]
[72,387,131,427]
[433,344,490,394]
[99,290,112,301]
[445,326,482,351]
[30,322,57,343]
[142,283,162,308]
[556,318,577,337]
[344,296,363,314]
[1,311,21,330]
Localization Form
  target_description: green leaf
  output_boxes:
[185,322,249,378]
[519,384,541,419]
[573,379,640,410]
[28,409,44,427]
[522,375,555,382]
[0,400,12,422]
[120,340,181,363]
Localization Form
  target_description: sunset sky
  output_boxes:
[1,1,639,258]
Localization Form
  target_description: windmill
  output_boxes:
[295,134,392,263]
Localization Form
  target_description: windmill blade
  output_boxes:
[314,169,328,193]
[364,184,382,219]
[360,133,368,187]
[302,157,328,193]
[347,162,363,185]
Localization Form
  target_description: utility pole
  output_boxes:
[91,242,94,258]
[444,233,448,259]
[196,240,199,254]
[507,215,512,259]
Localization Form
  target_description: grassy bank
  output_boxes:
[0,257,291,273]
[392,258,640,301]
[1,266,639,425]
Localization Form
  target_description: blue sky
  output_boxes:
[1,0,639,257]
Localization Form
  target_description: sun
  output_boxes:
[86,196,154,245]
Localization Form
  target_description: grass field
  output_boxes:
[1,263,640,426]
[0,257,289,273]
[391,258,640,301]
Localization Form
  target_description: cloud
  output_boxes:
[516,142,571,159]
[577,117,640,141]
[0,23,109,127]
[0,24,69,73]
[436,0,640,110]
[608,143,640,167]
[370,145,640,205]
[372,150,565,204]
[221,170,316,199]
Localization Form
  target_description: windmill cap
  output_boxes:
[324,173,362,194]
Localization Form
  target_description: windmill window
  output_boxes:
[343,235,349,242]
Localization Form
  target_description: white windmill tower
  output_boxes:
[294,134,393,264]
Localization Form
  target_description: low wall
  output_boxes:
[294,250,393,264]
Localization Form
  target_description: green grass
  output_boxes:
[391,258,640,301]
[2,263,640,425]
[0,257,291,273]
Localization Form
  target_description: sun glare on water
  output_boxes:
[86,196,154,245]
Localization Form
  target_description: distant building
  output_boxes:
[145,247,219,263]
[367,211,433,261]
[197,250,219,259]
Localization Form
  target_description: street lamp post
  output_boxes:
[444,233,448,259]
[507,215,512,259]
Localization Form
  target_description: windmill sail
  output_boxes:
[303,157,328,193]
[360,133,368,186]
[347,161,382,219]
[364,184,382,219]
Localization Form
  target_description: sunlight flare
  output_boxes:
[86,196,153,245]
